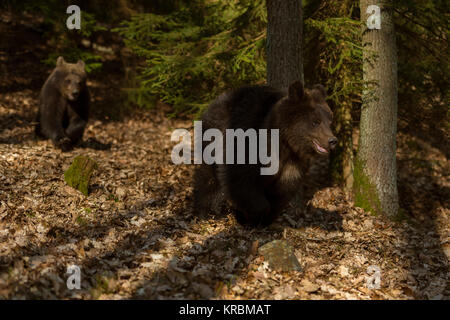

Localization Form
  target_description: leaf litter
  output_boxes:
[0,11,448,300]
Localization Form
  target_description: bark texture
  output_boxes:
[331,100,354,191]
[355,0,399,217]
[266,0,304,89]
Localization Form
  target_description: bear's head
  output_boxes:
[54,56,87,101]
[278,81,337,157]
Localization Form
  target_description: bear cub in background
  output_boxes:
[194,81,337,227]
[35,56,90,151]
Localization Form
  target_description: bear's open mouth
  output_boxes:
[68,94,77,101]
[312,139,328,154]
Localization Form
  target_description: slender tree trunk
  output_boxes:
[355,0,399,217]
[266,0,303,89]
[331,99,354,192]
[329,0,358,192]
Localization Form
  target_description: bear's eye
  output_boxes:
[312,119,321,127]
[64,79,71,85]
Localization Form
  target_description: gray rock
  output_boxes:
[258,240,301,272]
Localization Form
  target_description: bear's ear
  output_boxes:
[288,80,304,102]
[313,84,327,98]
[56,56,66,68]
[76,60,86,70]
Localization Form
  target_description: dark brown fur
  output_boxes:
[194,81,337,227]
[35,56,90,151]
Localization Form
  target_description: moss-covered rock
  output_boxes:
[64,155,98,196]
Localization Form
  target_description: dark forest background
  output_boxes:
[2,0,447,184]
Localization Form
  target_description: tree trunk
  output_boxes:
[266,0,303,89]
[328,0,358,192]
[355,0,399,218]
[331,99,354,192]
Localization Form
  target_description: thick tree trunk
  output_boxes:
[266,0,303,89]
[355,0,399,217]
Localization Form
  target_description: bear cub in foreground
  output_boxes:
[194,81,337,227]
[35,56,90,151]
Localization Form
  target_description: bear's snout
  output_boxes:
[328,137,338,149]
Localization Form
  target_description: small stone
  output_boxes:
[116,187,126,199]
[274,285,296,299]
[300,279,320,293]
[338,265,350,277]
[193,283,214,299]
[363,219,373,229]
[258,240,301,272]
[231,285,244,295]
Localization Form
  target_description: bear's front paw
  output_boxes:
[55,137,73,152]
[238,203,274,228]
[256,206,277,227]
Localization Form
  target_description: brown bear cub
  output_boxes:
[194,81,337,227]
[35,56,90,151]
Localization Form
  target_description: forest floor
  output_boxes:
[0,12,448,300]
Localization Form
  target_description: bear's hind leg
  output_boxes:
[226,168,274,227]
[232,190,273,227]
